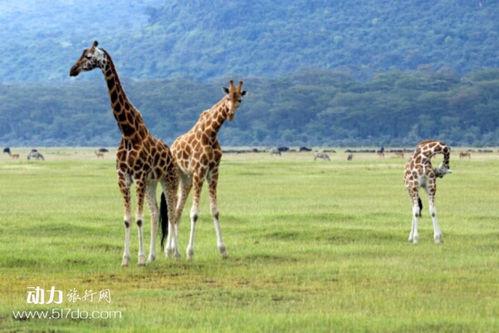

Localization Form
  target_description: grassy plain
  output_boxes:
[0,149,497,332]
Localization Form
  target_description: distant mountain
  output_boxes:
[0,0,497,82]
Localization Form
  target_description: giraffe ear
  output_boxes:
[92,40,99,48]
[223,87,229,94]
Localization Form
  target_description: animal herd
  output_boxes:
[3,148,44,160]
[0,41,482,267]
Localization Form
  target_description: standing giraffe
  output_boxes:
[70,41,179,266]
[404,140,451,244]
[169,80,246,260]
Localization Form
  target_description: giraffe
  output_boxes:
[404,140,451,244]
[70,41,179,266]
[169,80,246,260]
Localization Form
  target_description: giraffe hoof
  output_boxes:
[165,248,175,258]
[218,245,228,258]
[434,236,443,244]
[146,254,156,263]
[121,256,130,267]
[138,255,146,266]
[186,248,194,260]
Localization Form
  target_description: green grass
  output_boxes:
[0,150,497,332]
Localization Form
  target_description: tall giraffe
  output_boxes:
[168,80,246,260]
[404,140,451,244]
[70,41,179,266]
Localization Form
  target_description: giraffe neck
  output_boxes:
[100,51,149,141]
[197,98,231,139]
[416,141,450,168]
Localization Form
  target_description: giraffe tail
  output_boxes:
[159,192,169,248]
[418,196,423,216]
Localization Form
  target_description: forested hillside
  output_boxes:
[0,0,497,82]
[0,1,497,147]
[1,68,498,147]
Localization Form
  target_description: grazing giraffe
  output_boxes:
[70,41,179,266]
[404,140,451,244]
[170,80,246,260]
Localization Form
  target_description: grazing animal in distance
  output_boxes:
[270,148,281,156]
[95,150,105,158]
[347,153,353,161]
[394,150,405,158]
[171,80,246,260]
[3,147,19,159]
[404,140,451,244]
[314,152,331,161]
[70,41,179,266]
[27,149,44,160]
[377,146,385,158]
[459,151,471,159]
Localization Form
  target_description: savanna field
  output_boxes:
[0,149,497,332]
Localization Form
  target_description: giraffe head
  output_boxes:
[223,80,246,120]
[69,41,106,77]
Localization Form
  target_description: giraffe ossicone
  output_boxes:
[70,41,180,266]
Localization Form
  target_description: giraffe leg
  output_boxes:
[135,178,147,266]
[145,181,159,263]
[175,174,193,233]
[161,174,179,258]
[208,169,227,258]
[186,172,205,260]
[118,172,132,267]
[408,192,421,244]
[426,181,443,244]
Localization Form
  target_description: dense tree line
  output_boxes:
[1,68,498,147]
[0,0,497,82]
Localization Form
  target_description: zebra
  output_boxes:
[27,149,44,160]
[314,152,331,161]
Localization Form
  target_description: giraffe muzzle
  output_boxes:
[69,65,81,77]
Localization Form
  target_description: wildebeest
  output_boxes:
[377,146,385,158]
[314,152,331,161]
[347,153,353,161]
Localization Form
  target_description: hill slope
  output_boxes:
[0,0,497,82]
[1,68,498,147]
